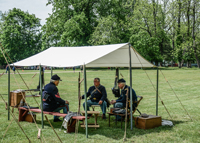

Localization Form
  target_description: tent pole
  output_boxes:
[8,66,10,120]
[51,67,53,77]
[156,67,159,116]
[83,64,88,138]
[40,65,44,128]
[129,43,133,130]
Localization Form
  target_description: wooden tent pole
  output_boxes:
[83,64,88,138]
[8,66,10,120]
[129,43,133,130]
[40,65,44,128]
[156,67,159,116]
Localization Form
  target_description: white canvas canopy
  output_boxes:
[12,43,155,68]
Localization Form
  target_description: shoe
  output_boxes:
[102,114,106,119]
[53,118,62,122]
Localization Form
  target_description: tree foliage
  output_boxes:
[0,8,42,65]
[1,0,200,67]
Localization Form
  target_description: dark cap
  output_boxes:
[51,74,62,81]
[118,78,126,83]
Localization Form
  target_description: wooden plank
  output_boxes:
[81,111,100,114]
[80,123,100,128]
[91,105,100,107]
[18,107,86,120]
[25,95,40,97]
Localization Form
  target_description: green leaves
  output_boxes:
[0,8,42,64]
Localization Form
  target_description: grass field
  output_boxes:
[0,67,200,143]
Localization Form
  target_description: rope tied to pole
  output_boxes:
[160,70,193,121]
[0,43,49,143]
[132,47,173,120]
[0,93,31,143]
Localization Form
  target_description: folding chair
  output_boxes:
[131,95,143,115]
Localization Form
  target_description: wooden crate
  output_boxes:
[135,115,161,129]
[25,113,36,123]
[9,91,25,107]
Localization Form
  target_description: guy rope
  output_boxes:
[0,42,62,143]
[132,47,173,120]
[160,70,193,121]
[132,47,193,121]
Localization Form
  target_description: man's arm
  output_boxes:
[128,87,137,101]
[47,86,65,105]
[100,86,107,102]
[53,92,66,105]
[116,94,126,103]
[81,87,91,99]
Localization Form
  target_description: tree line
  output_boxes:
[0,0,200,68]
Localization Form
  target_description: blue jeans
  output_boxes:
[83,100,107,114]
[53,104,69,120]
[114,102,124,120]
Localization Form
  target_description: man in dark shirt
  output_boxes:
[42,74,69,122]
[111,78,137,120]
[81,78,107,119]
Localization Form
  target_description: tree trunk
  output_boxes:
[171,60,173,67]
[192,0,200,68]
[178,61,182,68]
[187,61,191,68]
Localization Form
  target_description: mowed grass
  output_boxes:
[0,67,200,143]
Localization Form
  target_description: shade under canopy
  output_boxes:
[12,43,155,68]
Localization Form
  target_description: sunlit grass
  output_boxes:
[0,68,200,143]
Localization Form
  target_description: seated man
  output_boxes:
[111,78,137,120]
[81,77,107,119]
[42,74,69,122]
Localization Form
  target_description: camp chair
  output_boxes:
[107,96,143,128]
[131,95,143,116]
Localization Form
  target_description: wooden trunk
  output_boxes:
[10,91,25,107]
[135,115,161,129]
[67,119,77,133]
[25,113,36,123]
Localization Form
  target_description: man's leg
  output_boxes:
[114,102,124,121]
[100,101,107,114]
[83,100,94,111]
[62,104,69,114]
[100,101,107,119]
[53,104,69,120]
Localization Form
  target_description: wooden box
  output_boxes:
[25,113,36,123]
[135,115,161,129]
[9,91,25,107]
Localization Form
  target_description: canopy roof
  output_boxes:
[12,43,155,68]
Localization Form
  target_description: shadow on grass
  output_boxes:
[35,116,187,140]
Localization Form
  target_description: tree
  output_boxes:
[42,0,102,48]
[90,0,133,45]
[128,0,172,65]
[0,8,42,64]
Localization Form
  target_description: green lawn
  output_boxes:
[0,68,200,143]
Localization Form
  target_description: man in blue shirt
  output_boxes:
[42,74,69,122]
[111,78,137,120]
[81,78,107,119]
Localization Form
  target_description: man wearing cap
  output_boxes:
[42,74,69,122]
[81,77,107,119]
[111,78,137,121]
